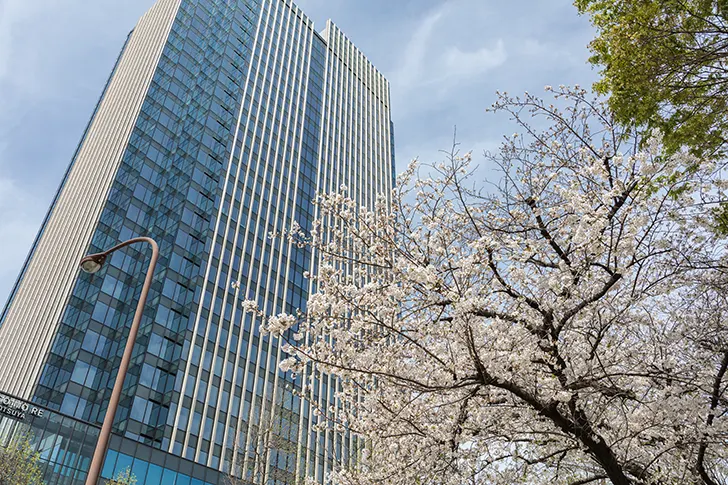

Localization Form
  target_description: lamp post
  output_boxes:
[81,237,159,485]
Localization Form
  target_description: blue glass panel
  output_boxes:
[162,468,178,484]
[146,463,164,483]
[114,453,134,477]
[176,474,192,485]
[131,458,149,483]
[101,450,119,479]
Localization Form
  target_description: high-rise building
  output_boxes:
[0,0,394,483]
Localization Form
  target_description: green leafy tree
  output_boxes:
[0,432,44,485]
[106,467,137,485]
[576,0,728,158]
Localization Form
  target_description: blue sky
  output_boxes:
[0,0,597,304]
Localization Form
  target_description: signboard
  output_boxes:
[0,392,44,420]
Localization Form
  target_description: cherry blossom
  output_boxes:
[257,87,728,485]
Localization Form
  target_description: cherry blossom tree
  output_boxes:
[254,87,728,485]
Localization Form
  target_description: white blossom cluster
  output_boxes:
[254,87,728,485]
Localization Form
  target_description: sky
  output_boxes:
[0,0,597,305]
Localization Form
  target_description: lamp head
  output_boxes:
[80,254,107,274]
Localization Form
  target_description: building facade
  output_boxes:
[0,389,222,484]
[0,0,394,483]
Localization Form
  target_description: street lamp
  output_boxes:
[81,237,159,485]
[79,254,107,274]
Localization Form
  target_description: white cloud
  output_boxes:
[394,4,448,89]
[443,39,507,80]
[0,0,36,79]
[391,2,508,117]
[0,0,59,96]
[519,38,577,64]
